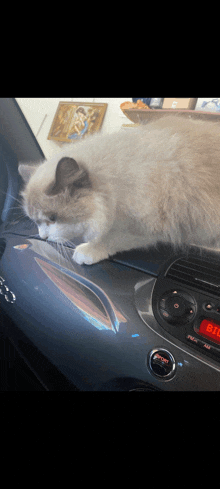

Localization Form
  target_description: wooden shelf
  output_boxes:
[122,109,220,125]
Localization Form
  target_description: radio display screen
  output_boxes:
[198,318,220,344]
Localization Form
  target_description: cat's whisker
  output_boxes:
[7,205,24,211]
[51,239,72,266]
[7,219,27,227]
[62,241,71,258]
[61,239,75,249]
[59,243,64,266]
[10,215,30,224]
[63,245,73,267]
[0,190,23,205]
[55,241,63,267]
[9,210,26,218]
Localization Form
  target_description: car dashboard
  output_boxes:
[1,215,220,390]
[1,98,220,391]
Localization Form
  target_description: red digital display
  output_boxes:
[198,318,220,345]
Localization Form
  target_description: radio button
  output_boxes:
[200,341,220,357]
[186,334,202,345]
[166,296,187,317]
[158,291,196,325]
[186,334,201,345]
[159,298,166,309]
[186,334,220,358]
[148,350,176,378]
[159,308,173,321]
[204,302,215,311]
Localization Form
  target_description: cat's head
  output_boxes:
[18,156,99,243]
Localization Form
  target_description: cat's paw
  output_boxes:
[72,243,109,265]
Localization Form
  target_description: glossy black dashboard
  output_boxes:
[2,212,220,390]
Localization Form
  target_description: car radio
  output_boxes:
[152,252,220,362]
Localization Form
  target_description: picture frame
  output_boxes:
[47,101,108,142]
[195,98,220,112]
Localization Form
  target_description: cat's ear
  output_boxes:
[18,163,38,183]
[46,157,91,196]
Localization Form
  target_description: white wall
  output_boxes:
[16,98,133,160]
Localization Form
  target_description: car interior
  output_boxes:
[1,98,220,391]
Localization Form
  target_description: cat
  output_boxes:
[18,114,220,265]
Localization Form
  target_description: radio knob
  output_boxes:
[158,290,196,324]
[166,295,187,317]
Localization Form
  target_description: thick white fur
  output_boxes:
[19,115,220,264]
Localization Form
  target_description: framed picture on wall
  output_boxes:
[47,101,108,142]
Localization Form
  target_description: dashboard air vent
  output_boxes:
[166,256,220,296]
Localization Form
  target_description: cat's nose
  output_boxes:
[39,232,48,239]
[38,224,50,239]
[38,228,48,239]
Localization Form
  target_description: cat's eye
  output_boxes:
[48,214,57,222]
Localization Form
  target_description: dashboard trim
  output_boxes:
[134,276,220,374]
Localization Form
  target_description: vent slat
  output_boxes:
[172,261,220,276]
[169,265,220,284]
[166,257,220,296]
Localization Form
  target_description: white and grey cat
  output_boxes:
[18,114,220,265]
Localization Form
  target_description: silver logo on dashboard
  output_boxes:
[0,276,16,303]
